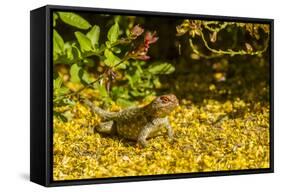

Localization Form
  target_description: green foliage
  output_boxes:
[53,13,58,27]
[104,49,121,67]
[86,25,100,50]
[69,64,92,84]
[74,31,92,52]
[111,86,134,107]
[95,83,113,105]
[107,22,120,43]
[58,12,91,29]
[54,77,69,95]
[53,11,174,110]
[109,61,174,106]
[69,64,82,83]
[63,42,74,61]
[53,76,70,105]
[53,29,64,58]
[147,62,175,75]
[53,12,269,113]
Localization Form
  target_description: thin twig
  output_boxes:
[198,31,269,56]
[203,21,234,33]
[54,56,130,102]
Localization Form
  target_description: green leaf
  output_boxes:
[96,83,108,98]
[56,87,70,96]
[147,62,175,75]
[95,83,113,105]
[116,60,128,69]
[105,41,111,48]
[112,47,121,54]
[86,25,100,49]
[133,60,146,66]
[58,12,91,29]
[125,73,139,89]
[64,42,74,61]
[153,77,162,88]
[104,49,121,67]
[70,64,81,83]
[54,111,68,122]
[99,44,106,51]
[53,52,59,61]
[54,76,69,96]
[75,31,92,52]
[54,76,63,89]
[130,88,148,97]
[116,98,134,107]
[107,22,119,43]
[69,63,92,84]
[53,29,64,54]
[81,70,92,84]
[111,86,127,97]
[53,13,58,27]
[71,43,82,60]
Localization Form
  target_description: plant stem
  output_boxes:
[197,31,269,56]
[203,21,234,33]
[54,56,130,102]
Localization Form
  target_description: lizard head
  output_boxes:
[148,94,179,117]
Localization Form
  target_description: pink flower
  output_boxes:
[128,31,158,61]
[130,25,144,39]
[144,31,159,45]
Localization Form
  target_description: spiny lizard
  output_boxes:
[84,94,179,147]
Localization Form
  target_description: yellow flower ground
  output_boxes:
[53,97,270,180]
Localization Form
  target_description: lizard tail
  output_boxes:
[83,99,115,120]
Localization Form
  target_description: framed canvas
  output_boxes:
[30,5,274,187]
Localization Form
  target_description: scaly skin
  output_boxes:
[84,94,179,147]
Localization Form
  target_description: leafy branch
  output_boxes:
[53,12,175,108]
[177,19,270,58]
[53,56,129,103]
[192,30,269,57]
[202,21,234,33]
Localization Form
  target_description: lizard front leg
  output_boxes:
[163,117,174,140]
[95,120,116,135]
[137,117,174,147]
[151,117,174,139]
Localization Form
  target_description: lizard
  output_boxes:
[84,94,179,147]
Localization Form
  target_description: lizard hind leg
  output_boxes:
[95,121,116,135]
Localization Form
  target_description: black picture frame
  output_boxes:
[30,4,274,187]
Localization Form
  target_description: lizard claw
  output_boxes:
[168,129,174,140]
[137,139,147,148]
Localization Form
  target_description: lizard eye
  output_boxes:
[160,96,170,103]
